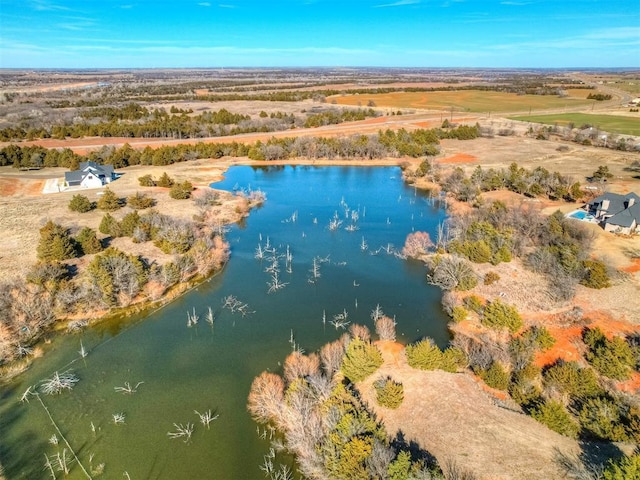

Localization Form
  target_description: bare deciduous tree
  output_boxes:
[319,339,345,377]
[283,352,320,384]
[375,316,397,341]
[402,231,434,258]
[247,372,285,426]
[348,323,371,343]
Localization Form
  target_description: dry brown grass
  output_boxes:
[0,160,241,281]
[360,340,581,480]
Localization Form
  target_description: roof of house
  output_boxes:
[590,192,640,228]
[606,202,640,227]
[590,192,640,212]
[65,171,89,183]
[65,161,115,184]
[79,161,114,177]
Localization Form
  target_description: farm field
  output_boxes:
[510,112,640,136]
[329,89,599,113]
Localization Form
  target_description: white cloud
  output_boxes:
[29,0,71,11]
[198,2,211,6]
[375,0,420,8]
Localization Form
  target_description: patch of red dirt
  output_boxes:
[534,310,636,368]
[585,310,637,336]
[616,371,640,394]
[375,340,405,366]
[413,121,439,128]
[26,180,44,195]
[0,178,18,196]
[622,258,640,274]
[534,325,583,367]
[355,116,392,125]
[438,153,478,164]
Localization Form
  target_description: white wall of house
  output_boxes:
[80,173,103,189]
[604,222,633,235]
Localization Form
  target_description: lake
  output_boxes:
[0,165,450,479]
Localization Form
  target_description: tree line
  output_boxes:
[0,125,480,170]
[0,105,380,141]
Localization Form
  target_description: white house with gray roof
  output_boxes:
[64,162,115,189]
[588,192,640,234]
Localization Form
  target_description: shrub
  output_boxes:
[603,453,640,480]
[509,370,541,406]
[463,295,483,313]
[374,377,404,409]
[466,240,493,263]
[76,227,103,254]
[127,192,155,210]
[523,326,556,352]
[120,211,141,237]
[26,262,69,289]
[341,338,383,383]
[388,451,412,480]
[483,271,500,285]
[86,247,147,306]
[583,327,635,380]
[169,180,193,200]
[156,172,174,188]
[531,400,580,438]
[406,339,443,370]
[427,255,478,291]
[450,306,468,323]
[441,347,467,372]
[508,336,537,371]
[580,259,611,289]
[542,361,603,399]
[478,362,510,390]
[138,174,156,187]
[193,189,220,207]
[591,165,613,182]
[481,299,523,333]
[153,220,195,254]
[68,194,94,213]
[97,187,123,211]
[99,213,122,237]
[578,396,627,441]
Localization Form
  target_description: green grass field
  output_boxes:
[509,113,640,136]
[330,90,596,113]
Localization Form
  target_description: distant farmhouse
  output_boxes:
[65,161,116,189]
[588,192,640,234]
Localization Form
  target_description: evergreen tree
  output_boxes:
[120,211,141,237]
[37,221,76,261]
[68,194,94,213]
[97,187,123,211]
[99,213,122,237]
[76,227,103,254]
[169,180,193,200]
[156,172,174,188]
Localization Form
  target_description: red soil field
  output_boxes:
[438,153,478,164]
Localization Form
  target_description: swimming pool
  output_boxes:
[567,210,597,222]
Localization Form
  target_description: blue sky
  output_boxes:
[1,0,638,68]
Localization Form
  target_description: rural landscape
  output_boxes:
[0,66,638,479]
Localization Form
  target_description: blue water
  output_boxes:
[0,165,450,479]
[568,210,595,221]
